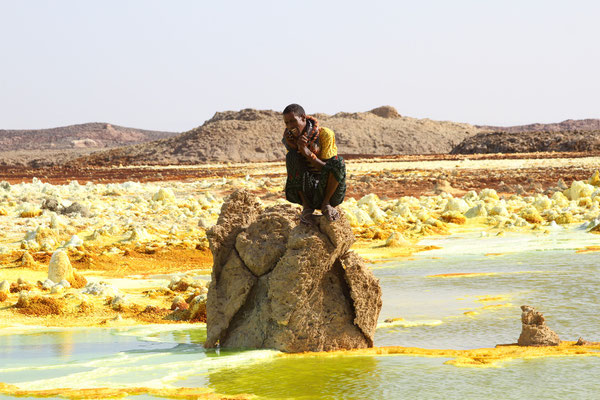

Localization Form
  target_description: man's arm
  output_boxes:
[297,134,325,170]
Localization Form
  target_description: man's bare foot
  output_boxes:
[321,204,340,221]
[300,207,315,225]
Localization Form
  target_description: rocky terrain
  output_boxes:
[205,190,381,352]
[69,106,479,166]
[0,122,177,150]
[478,119,600,133]
[517,305,561,346]
[451,130,600,154]
[2,157,599,328]
[0,123,177,167]
[4,111,599,166]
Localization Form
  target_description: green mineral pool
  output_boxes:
[1,227,599,399]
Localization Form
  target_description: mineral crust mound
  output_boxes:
[517,305,561,346]
[204,189,382,352]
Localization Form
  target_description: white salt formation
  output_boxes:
[48,250,74,284]
[0,172,599,282]
[333,173,600,238]
[82,281,120,297]
[63,235,84,248]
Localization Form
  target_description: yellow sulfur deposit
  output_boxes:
[0,383,252,400]
[1,171,600,328]
[482,303,512,310]
[440,211,467,224]
[589,170,600,186]
[519,206,543,224]
[575,245,600,253]
[427,272,498,278]
[19,209,42,218]
[281,342,600,368]
[476,295,508,303]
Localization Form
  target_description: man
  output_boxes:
[282,103,346,224]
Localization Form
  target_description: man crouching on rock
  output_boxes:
[282,103,346,224]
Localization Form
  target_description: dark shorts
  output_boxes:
[284,151,346,209]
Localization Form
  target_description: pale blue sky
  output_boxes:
[1,0,598,131]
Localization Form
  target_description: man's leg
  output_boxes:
[284,151,304,205]
[317,156,347,221]
[298,191,316,225]
[285,151,317,225]
[321,172,340,221]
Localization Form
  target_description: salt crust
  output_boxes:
[1,173,599,262]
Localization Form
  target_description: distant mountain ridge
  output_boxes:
[451,130,600,154]
[69,106,480,166]
[453,119,600,154]
[0,122,178,151]
[3,115,599,166]
[477,119,600,133]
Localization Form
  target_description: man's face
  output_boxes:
[283,112,306,138]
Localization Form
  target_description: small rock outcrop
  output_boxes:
[21,251,37,268]
[518,305,561,346]
[205,190,382,352]
[370,105,401,119]
[48,250,87,289]
[0,280,9,302]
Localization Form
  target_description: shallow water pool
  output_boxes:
[1,228,599,399]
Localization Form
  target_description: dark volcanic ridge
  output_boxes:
[451,130,600,154]
[477,119,600,133]
[70,106,479,166]
[0,122,178,151]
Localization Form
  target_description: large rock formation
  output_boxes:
[517,305,561,346]
[204,190,382,352]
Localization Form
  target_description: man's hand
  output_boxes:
[300,205,316,225]
[297,133,312,158]
[321,203,340,221]
[283,129,297,150]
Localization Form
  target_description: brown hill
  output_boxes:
[451,130,600,154]
[0,122,177,151]
[477,119,600,133]
[71,106,479,166]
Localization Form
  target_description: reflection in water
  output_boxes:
[207,355,381,399]
[170,328,206,344]
[1,330,78,361]
[54,330,74,358]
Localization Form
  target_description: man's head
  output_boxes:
[283,103,306,137]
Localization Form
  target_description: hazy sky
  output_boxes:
[1,0,599,131]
